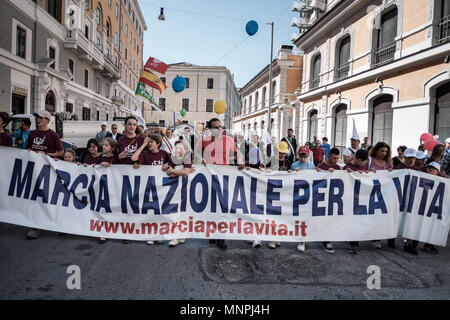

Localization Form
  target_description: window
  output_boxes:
[372,95,393,146]
[271,81,276,104]
[85,25,89,39]
[96,77,100,93]
[159,98,166,111]
[106,113,109,121]
[120,15,123,28]
[65,103,73,113]
[434,81,450,138]
[82,107,91,120]
[84,69,89,88]
[108,0,111,7]
[336,36,351,80]
[48,46,56,69]
[47,0,61,22]
[185,78,190,88]
[16,26,26,59]
[85,0,90,11]
[334,104,347,156]
[182,98,189,111]
[116,4,119,17]
[255,92,259,110]
[262,87,266,108]
[96,8,101,25]
[96,110,100,121]
[159,120,166,126]
[126,24,128,35]
[309,110,318,142]
[375,8,398,66]
[206,99,214,112]
[249,96,252,113]
[125,48,127,59]
[119,40,122,53]
[160,77,166,84]
[310,54,321,89]
[106,21,110,37]
[130,32,132,44]
[115,32,118,47]
[439,0,450,43]
[68,59,74,79]
[137,45,139,55]
[106,47,110,59]
[207,78,214,89]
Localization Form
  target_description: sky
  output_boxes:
[138,0,299,88]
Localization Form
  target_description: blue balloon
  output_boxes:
[246,20,258,36]
[172,76,186,93]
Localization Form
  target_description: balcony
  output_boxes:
[291,17,311,28]
[438,15,450,43]
[310,76,320,89]
[65,27,120,79]
[335,63,350,81]
[374,41,396,66]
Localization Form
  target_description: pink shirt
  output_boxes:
[367,156,393,170]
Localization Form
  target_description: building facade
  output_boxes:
[143,62,241,130]
[232,45,303,142]
[0,0,146,121]
[292,0,450,154]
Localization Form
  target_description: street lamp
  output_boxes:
[158,8,165,21]
[266,22,274,138]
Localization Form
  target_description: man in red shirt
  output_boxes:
[311,139,325,166]
[196,118,245,249]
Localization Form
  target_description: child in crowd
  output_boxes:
[96,137,119,167]
[343,149,369,254]
[163,140,195,247]
[82,138,101,166]
[291,145,316,253]
[291,145,315,171]
[315,147,343,254]
[131,134,174,245]
[63,148,77,163]
[414,151,427,171]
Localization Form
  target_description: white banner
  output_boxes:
[0,147,449,246]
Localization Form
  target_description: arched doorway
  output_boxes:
[45,90,56,113]
[334,104,347,155]
[308,109,318,142]
[371,94,393,146]
[434,81,450,139]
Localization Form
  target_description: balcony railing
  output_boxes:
[310,76,320,89]
[374,41,396,66]
[439,15,450,43]
[335,63,350,81]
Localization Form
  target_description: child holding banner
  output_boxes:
[96,137,119,167]
[163,140,195,247]
[343,149,369,254]
[290,145,316,253]
[81,139,101,166]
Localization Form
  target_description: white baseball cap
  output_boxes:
[101,122,107,126]
[415,151,427,160]
[404,148,417,158]
[34,109,51,120]
[426,161,440,171]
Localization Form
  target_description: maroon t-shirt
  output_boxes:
[84,154,100,165]
[317,162,341,170]
[171,153,193,169]
[96,153,119,165]
[117,135,145,165]
[26,129,63,154]
[394,163,420,171]
[0,132,12,147]
[139,149,174,167]
[343,162,366,171]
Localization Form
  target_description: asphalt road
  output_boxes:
[1,222,449,300]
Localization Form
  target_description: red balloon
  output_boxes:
[420,133,433,142]
[424,139,438,151]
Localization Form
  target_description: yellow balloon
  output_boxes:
[214,100,227,114]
